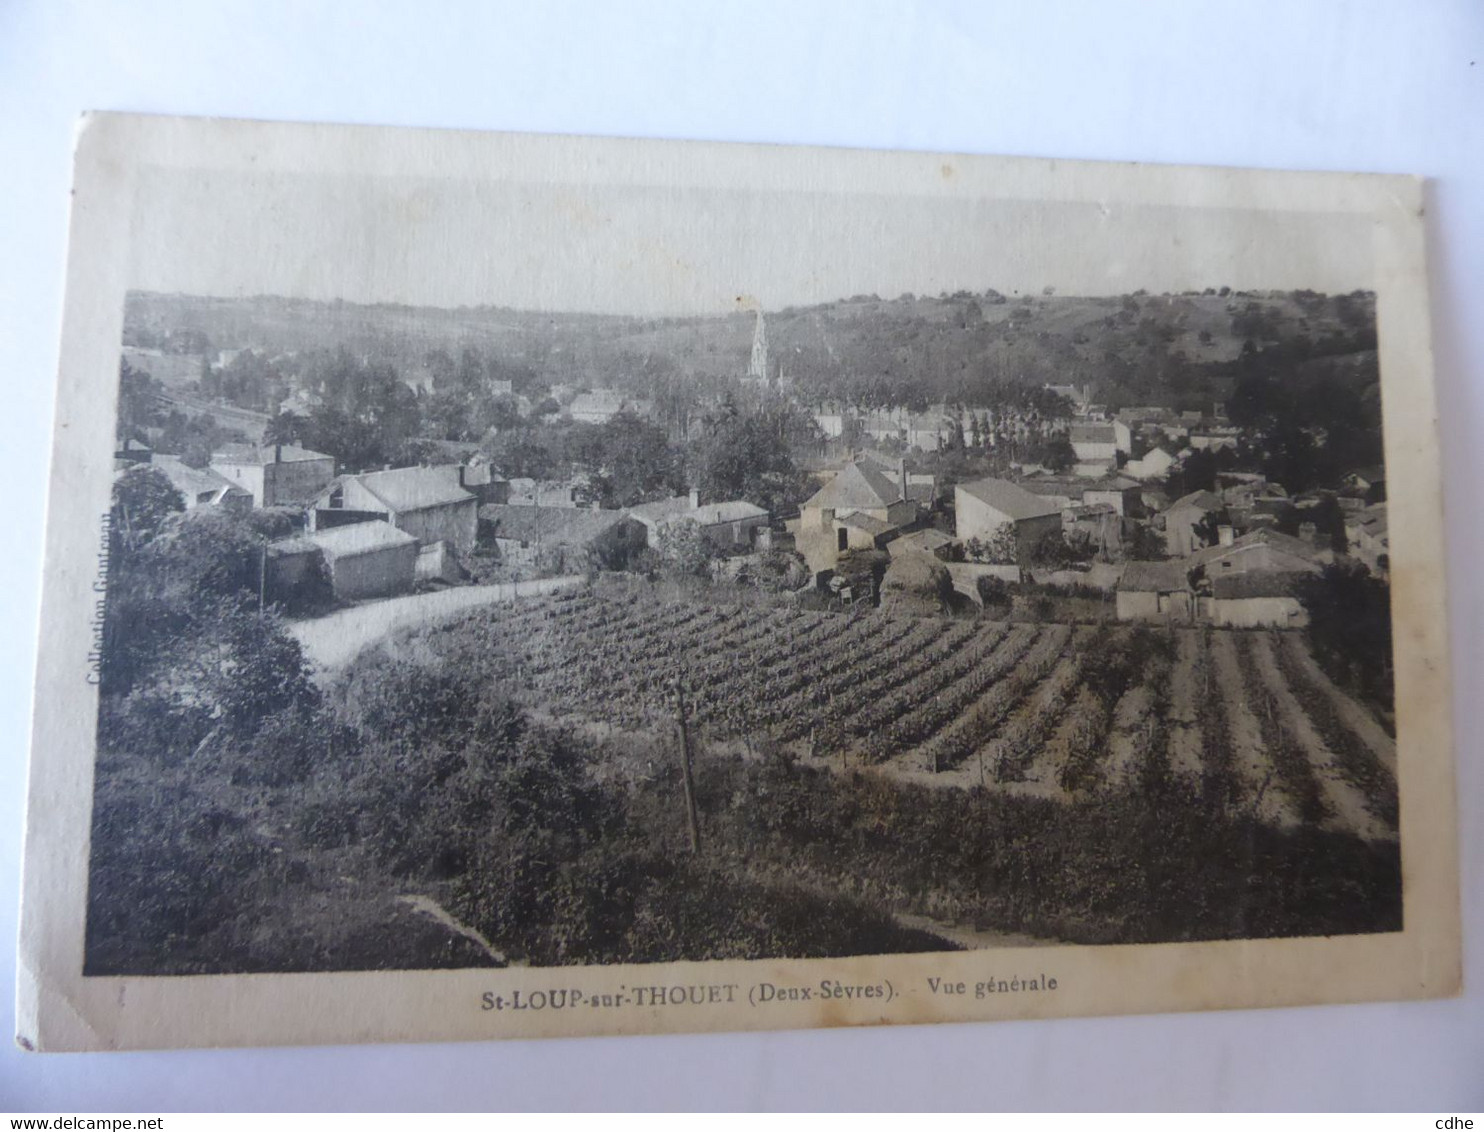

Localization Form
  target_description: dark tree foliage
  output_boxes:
[1190,507,1233,551]
[574,411,684,508]
[112,466,185,551]
[299,348,422,472]
[695,399,814,514]
[1296,563,1394,710]
[116,360,163,443]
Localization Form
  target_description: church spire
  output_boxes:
[748,308,768,382]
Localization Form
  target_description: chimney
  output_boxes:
[1217,524,1234,547]
[689,488,700,509]
[457,464,466,487]
[898,458,908,503]
[274,443,282,464]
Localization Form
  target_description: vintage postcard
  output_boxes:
[16,113,1459,1051]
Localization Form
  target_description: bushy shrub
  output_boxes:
[976,575,1012,614]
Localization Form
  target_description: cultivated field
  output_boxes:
[413,583,1398,843]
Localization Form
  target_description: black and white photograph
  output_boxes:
[16,115,1458,1052]
[93,279,1401,977]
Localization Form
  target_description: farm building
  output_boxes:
[629,493,700,539]
[1118,529,1322,627]
[1161,489,1227,556]
[795,459,917,576]
[1115,560,1194,623]
[210,443,337,508]
[630,491,769,554]
[479,504,646,574]
[315,465,478,552]
[305,520,418,601]
[836,511,898,554]
[148,456,253,513]
[858,452,938,508]
[1189,527,1324,577]
[1208,571,1311,629]
[954,477,1063,563]
[1069,420,1131,463]
[567,389,653,425]
[689,500,770,553]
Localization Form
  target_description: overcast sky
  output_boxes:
[128,161,1377,317]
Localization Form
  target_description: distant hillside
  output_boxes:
[123,287,1377,413]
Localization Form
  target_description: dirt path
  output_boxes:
[289,576,586,672]
[894,912,1058,950]
[1251,634,1393,842]
[1279,633,1397,776]
[1165,629,1205,785]
[398,894,509,966]
[1209,632,1303,828]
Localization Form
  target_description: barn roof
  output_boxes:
[839,512,897,537]
[803,461,903,511]
[629,495,695,525]
[692,500,768,525]
[1117,560,1189,593]
[351,466,475,512]
[1212,572,1309,600]
[1070,423,1118,443]
[150,456,250,501]
[893,527,954,552]
[956,477,1062,522]
[1189,528,1322,568]
[308,520,417,558]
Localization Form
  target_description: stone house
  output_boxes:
[954,477,1063,563]
[314,465,478,552]
[1161,489,1227,556]
[304,520,419,601]
[210,443,336,508]
[1115,560,1193,623]
[794,460,917,577]
[149,456,253,513]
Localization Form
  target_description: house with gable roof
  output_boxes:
[954,477,1063,563]
[794,459,917,576]
[210,443,336,508]
[313,464,478,551]
[148,455,253,514]
[630,490,769,554]
[1161,489,1227,556]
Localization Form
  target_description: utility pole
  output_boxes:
[258,539,268,616]
[674,680,701,854]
